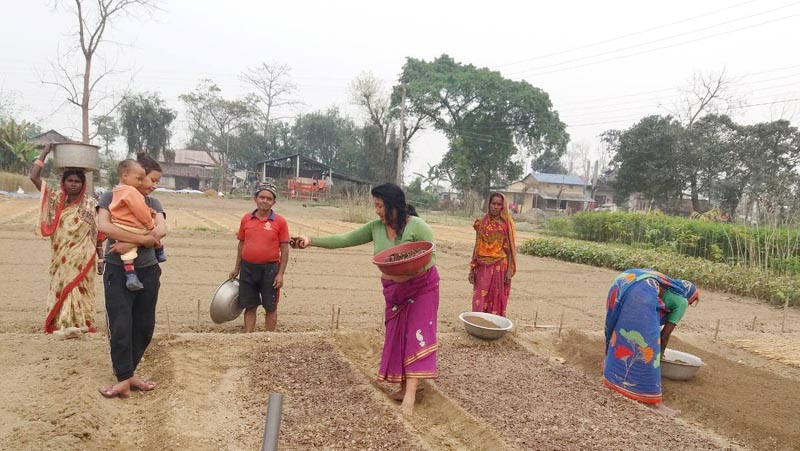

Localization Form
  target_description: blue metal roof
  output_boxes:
[530,172,586,186]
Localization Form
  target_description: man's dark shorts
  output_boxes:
[238,260,279,312]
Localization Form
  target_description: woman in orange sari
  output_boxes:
[30,144,103,338]
[469,192,517,317]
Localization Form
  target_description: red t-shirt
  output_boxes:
[237,210,290,264]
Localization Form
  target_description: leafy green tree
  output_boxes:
[607,115,685,210]
[180,80,256,191]
[532,149,567,174]
[119,92,176,159]
[0,119,38,173]
[291,108,368,177]
[734,119,800,221]
[92,115,119,157]
[395,55,568,196]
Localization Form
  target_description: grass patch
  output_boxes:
[520,236,800,307]
[0,171,37,193]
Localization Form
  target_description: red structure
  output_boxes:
[286,176,328,200]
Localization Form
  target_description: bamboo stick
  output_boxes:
[166,304,172,340]
[335,306,341,330]
[534,310,538,328]
[196,298,201,332]
[751,316,757,332]
[558,311,564,337]
[713,319,720,341]
[782,298,789,333]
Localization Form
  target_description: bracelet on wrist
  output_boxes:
[34,159,45,168]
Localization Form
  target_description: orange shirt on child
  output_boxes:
[110,185,155,230]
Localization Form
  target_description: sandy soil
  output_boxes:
[1,194,799,450]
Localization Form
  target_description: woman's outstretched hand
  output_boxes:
[468,270,475,285]
[292,235,311,249]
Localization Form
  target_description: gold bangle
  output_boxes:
[34,159,45,168]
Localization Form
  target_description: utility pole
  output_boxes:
[395,83,407,186]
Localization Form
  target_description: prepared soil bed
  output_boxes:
[246,338,425,450]
[558,331,800,451]
[435,335,729,450]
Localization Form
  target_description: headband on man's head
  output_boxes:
[254,183,278,198]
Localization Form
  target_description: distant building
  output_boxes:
[158,149,216,190]
[499,172,593,214]
[29,130,74,147]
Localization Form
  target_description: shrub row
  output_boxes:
[519,236,799,307]
[545,211,800,274]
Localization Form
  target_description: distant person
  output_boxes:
[603,269,699,417]
[294,183,438,417]
[469,192,517,317]
[109,159,166,290]
[97,152,167,398]
[30,143,103,338]
[229,183,290,333]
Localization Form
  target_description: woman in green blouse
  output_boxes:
[295,183,439,416]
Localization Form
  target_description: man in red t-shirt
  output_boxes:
[229,184,290,332]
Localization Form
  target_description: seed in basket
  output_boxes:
[385,248,425,262]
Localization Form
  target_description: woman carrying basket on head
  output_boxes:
[30,143,104,338]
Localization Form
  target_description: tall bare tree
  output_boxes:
[664,69,742,211]
[240,62,300,139]
[44,0,157,143]
[349,72,425,183]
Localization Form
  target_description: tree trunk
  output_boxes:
[82,55,92,143]
[690,173,700,212]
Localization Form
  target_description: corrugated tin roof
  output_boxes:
[171,149,218,166]
[530,172,587,186]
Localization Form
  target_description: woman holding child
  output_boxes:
[97,153,167,398]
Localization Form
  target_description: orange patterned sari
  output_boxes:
[38,180,98,334]
[470,193,517,316]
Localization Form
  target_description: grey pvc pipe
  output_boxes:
[262,393,284,451]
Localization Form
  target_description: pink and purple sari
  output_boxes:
[378,267,440,383]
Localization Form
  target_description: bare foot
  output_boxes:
[99,380,131,399]
[400,400,414,416]
[130,376,157,391]
[646,402,681,417]
[390,387,424,401]
[390,388,405,401]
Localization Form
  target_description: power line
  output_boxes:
[496,0,758,68]
[512,13,800,78]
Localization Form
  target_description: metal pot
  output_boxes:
[459,311,514,340]
[52,142,100,170]
[210,279,243,324]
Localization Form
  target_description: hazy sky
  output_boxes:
[4,0,800,182]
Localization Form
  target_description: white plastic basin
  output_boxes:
[661,349,703,381]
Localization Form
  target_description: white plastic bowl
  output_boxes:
[52,143,99,170]
[459,312,513,340]
[210,279,243,324]
[661,349,703,381]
